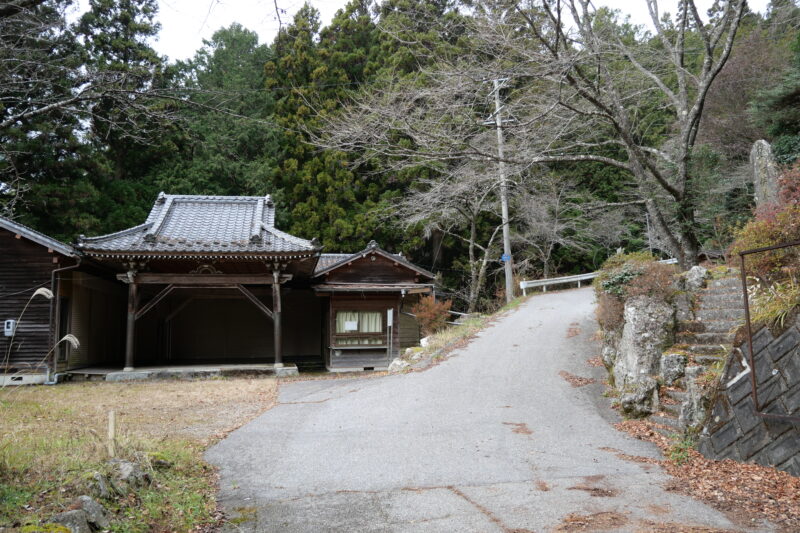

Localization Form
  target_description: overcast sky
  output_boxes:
[72,0,773,62]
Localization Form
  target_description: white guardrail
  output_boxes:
[519,258,678,296]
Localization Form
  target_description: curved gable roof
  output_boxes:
[77,193,320,258]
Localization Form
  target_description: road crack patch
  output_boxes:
[503,422,533,435]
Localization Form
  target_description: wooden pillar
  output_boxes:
[272,270,282,367]
[124,281,137,371]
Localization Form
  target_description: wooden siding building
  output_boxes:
[0,218,77,379]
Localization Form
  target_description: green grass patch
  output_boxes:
[667,434,696,466]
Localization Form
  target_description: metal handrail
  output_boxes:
[738,239,800,423]
[519,258,678,295]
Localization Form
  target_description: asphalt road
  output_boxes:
[206,288,758,532]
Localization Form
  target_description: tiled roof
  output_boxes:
[77,193,320,258]
[314,253,351,274]
[0,216,75,257]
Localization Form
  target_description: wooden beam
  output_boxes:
[124,282,138,371]
[135,284,175,320]
[164,297,194,322]
[273,270,282,367]
[236,285,273,320]
[116,273,292,285]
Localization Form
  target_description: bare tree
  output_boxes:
[319,0,747,269]
[392,159,503,313]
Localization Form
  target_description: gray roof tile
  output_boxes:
[0,216,75,256]
[77,193,318,257]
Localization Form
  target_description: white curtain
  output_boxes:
[336,311,359,333]
[359,311,382,333]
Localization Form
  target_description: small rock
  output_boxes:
[48,509,92,533]
[75,495,110,529]
[660,353,687,386]
[420,337,430,348]
[685,266,708,291]
[404,347,415,357]
[108,458,150,494]
[388,358,410,373]
[92,472,112,499]
[411,352,423,361]
[620,376,658,418]
[679,365,708,429]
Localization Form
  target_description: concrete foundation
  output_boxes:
[66,363,299,382]
[0,373,46,386]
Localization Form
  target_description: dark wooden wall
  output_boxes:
[325,254,419,284]
[137,287,323,365]
[0,231,64,371]
[63,272,126,371]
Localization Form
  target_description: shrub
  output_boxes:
[411,295,453,336]
[778,161,800,205]
[594,252,677,331]
[596,293,625,331]
[625,262,679,302]
[728,203,800,283]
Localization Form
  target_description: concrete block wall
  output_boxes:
[698,321,800,476]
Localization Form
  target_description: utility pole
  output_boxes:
[490,78,514,304]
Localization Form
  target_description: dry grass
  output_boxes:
[0,377,278,530]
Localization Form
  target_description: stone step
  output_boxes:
[661,402,682,417]
[676,332,736,345]
[686,344,730,356]
[696,308,744,321]
[665,389,688,403]
[701,319,743,333]
[650,413,683,431]
[695,354,726,365]
[698,293,744,309]
[708,277,741,289]
[654,426,677,439]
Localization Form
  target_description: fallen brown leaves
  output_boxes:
[616,419,800,532]
[586,356,604,367]
[554,511,628,531]
[566,323,582,338]
[559,370,597,387]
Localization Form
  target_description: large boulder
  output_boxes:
[620,376,659,418]
[613,296,675,388]
[751,139,780,207]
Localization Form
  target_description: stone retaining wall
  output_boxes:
[698,321,800,476]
